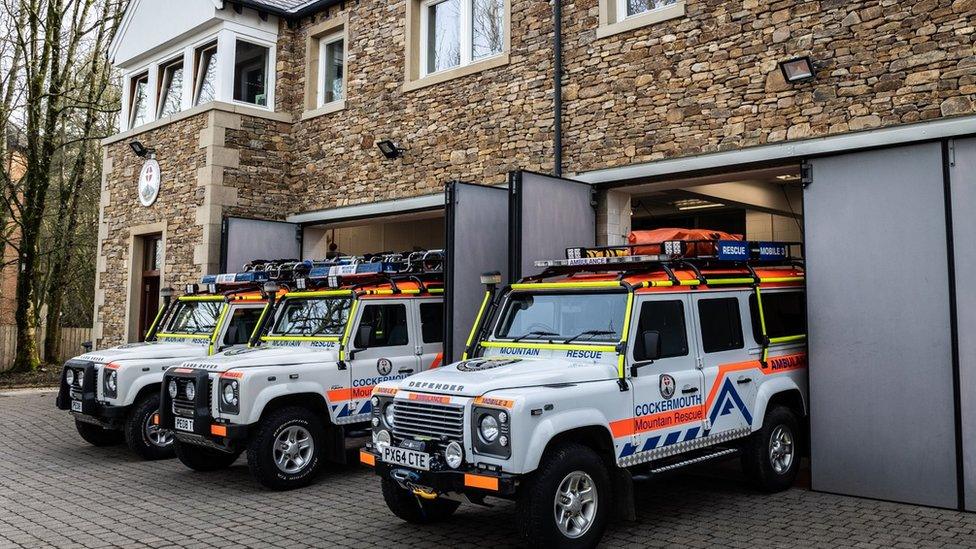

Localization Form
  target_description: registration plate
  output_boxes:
[70,400,82,413]
[382,445,431,471]
[174,417,194,432]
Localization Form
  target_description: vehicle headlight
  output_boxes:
[374,429,391,450]
[222,381,238,405]
[184,381,195,400]
[65,369,75,386]
[445,441,463,469]
[479,414,499,443]
[371,396,380,408]
[77,370,85,387]
[383,403,396,427]
[107,371,117,392]
[168,380,178,399]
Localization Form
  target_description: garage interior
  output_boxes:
[301,209,445,259]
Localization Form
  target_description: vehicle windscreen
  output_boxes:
[165,301,223,335]
[270,297,353,337]
[494,292,629,343]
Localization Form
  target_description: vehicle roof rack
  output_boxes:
[197,259,311,295]
[298,249,445,290]
[528,240,803,282]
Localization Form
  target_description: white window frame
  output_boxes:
[156,56,185,119]
[317,31,345,108]
[128,71,150,130]
[193,40,219,107]
[599,0,685,39]
[419,0,504,78]
[228,35,276,111]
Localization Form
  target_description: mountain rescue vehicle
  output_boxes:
[362,235,807,548]
[55,262,285,459]
[159,251,446,490]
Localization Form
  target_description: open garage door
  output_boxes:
[509,170,595,279]
[221,217,301,272]
[805,143,959,509]
[444,182,508,362]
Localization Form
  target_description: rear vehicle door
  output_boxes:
[626,294,705,458]
[347,299,420,418]
[693,292,754,435]
[414,299,444,371]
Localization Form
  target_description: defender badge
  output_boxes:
[659,374,676,399]
[377,358,393,376]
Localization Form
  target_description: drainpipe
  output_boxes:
[553,0,563,177]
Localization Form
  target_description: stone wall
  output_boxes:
[560,0,976,171]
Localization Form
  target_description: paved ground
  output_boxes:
[1,390,975,549]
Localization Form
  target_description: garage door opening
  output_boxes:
[301,209,445,259]
[605,165,804,249]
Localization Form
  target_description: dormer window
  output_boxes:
[157,59,184,118]
[128,72,149,129]
[194,42,218,106]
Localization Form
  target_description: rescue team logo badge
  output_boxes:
[377,358,393,376]
[659,374,676,399]
[138,158,160,207]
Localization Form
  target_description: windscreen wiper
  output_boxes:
[562,330,616,344]
[512,330,558,342]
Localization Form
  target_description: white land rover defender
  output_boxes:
[159,251,446,490]
[364,238,807,548]
[56,269,273,460]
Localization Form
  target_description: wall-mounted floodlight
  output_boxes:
[376,140,406,160]
[779,57,816,84]
[129,140,155,158]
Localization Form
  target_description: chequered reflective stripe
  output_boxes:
[619,425,704,458]
[617,427,752,467]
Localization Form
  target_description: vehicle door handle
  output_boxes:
[681,385,699,394]
[398,368,414,375]
[737,376,752,384]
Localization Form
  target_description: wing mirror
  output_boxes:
[355,325,374,349]
[631,330,662,377]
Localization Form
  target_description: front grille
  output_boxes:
[172,377,213,417]
[392,400,464,442]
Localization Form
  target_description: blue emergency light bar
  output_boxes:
[563,240,794,263]
[200,271,271,285]
[307,262,399,279]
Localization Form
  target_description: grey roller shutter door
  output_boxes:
[221,217,301,273]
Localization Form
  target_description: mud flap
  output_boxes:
[612,467,637,522]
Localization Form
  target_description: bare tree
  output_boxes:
[0,0,124,371]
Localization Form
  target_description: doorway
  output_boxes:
[136,234,162,341]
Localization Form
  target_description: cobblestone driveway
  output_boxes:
[1,390,975,548]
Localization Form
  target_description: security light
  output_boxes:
[376,140,406,160]
[129,140,154,158]
[779,57,816,84]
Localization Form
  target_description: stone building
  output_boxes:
[101,0,976,512]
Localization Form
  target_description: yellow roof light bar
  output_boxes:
[178,295,225,302]
[285,289,354,298]
[510,281,626,291]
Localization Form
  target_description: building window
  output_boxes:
[406,0,509,89]
[598,0,684,39]
[233,40,269,107]
[157,59,184,118]
[319,32,345,106]
[619,0,677,18]
[422,0,504,76]
[128,72,149,129]
[194,42,218,106]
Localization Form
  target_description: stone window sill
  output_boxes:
[403,53,510,93]
[596,1,685,40]
[301,100,347,121]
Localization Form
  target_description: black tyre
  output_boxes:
[75,420,124,446]
[246,407,325,490]
[380,478,460,524]
[124,392,174,460]
[516,443,610,549]
[741,405,801,493]
[174,440,241,471]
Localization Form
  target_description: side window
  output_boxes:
[223,307,263,346]
[356,303,409,348]
[419,302,444,344]
[698,298,744,353]
[633,300,688,361]
[749,291,806,342]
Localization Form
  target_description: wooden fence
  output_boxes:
[0,326,92,372]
